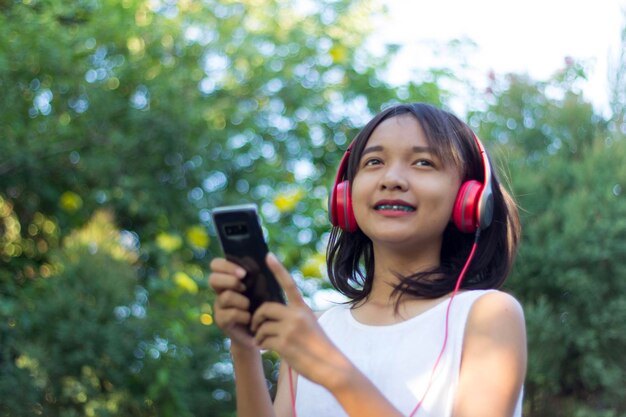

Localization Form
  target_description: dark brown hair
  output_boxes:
[326,103,521,302]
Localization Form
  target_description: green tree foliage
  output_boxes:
[471,60,626,416]
[2,211,234,416]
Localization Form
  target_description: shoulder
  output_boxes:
[467,290,525,331]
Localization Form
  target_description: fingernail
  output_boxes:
[236,268,246,278]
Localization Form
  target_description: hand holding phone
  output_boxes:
[211,204,286,315]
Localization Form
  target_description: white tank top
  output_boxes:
[295,290,523,417]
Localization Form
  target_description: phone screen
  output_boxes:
[211,204,285,314]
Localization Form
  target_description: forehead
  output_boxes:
[366,115,427,147]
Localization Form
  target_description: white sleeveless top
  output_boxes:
[295,290,523,417]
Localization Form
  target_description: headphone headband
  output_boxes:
[471,132,494,231]
[333,143,353,185]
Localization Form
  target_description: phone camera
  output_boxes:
[224,223,248,237]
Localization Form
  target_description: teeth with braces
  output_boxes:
[375,204,415,212]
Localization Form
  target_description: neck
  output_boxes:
[366,241,442,305]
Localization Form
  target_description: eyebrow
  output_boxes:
[361,145,435,156]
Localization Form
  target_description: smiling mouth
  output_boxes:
[374,204,416,212]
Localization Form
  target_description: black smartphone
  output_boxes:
[211,204,286,315]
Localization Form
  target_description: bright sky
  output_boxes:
[373,0,626,116]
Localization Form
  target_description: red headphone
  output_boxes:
[329,131,494,233]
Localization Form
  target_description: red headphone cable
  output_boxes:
[408,230,481,417]
[289,364,297,417]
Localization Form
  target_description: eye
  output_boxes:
[363,158,383,167]
[414,158,434,167]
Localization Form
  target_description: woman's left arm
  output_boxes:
[454,291,527,417]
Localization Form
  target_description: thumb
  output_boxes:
[266,253,304,305]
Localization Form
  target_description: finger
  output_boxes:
[209,272,246,293]
[215,308,251,329]
[266,253,304,305]
[255,334,279,352]
[254,321,283,349]
[250,302,288,333]
[210,257,247,278]
[216,290,251,311]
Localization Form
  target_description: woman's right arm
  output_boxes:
[230,343,276,417]
[209,258,275,417]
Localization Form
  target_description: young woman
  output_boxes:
[209,103,526,417]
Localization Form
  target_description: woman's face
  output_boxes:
[351,115,462,253]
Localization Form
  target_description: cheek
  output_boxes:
[421,180,461,219]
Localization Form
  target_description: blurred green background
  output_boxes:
[1,0,625,416]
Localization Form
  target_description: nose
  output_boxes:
[380,164,409,191]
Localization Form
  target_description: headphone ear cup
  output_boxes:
[335,180,358,232]
[453,180,482,233]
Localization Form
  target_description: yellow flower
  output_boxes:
[174,271,198,294]
[274,188,304,213]
[186,225,209,249]
[156,232,182,252]
[59,191,83,212]
[301,252,326,278]
[200,314,213,326]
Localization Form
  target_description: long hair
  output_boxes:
[326,103,521,303]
